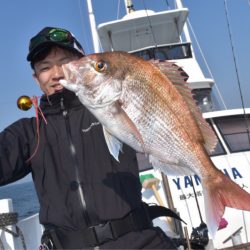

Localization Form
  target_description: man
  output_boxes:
[0,27,177,249]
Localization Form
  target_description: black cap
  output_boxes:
[27,27,85,62]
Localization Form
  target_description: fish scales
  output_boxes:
[119,57,202,174]
[60,51,250,237]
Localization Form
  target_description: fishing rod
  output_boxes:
[180,186,194,229]
[189,175,203,223]
[188,175,209,248]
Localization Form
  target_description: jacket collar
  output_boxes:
[39,89,82,115]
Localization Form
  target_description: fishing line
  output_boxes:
[141,0,158,58]
[224,0,250,146]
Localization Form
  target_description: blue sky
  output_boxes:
[0,0,250,183]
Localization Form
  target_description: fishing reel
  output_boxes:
[190,222,209,249]
[171,222,209,249]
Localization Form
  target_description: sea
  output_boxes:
[0,181,40,220]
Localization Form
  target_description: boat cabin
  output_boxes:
[97,7,214,113]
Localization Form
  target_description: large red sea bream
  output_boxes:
[60,51,250,236]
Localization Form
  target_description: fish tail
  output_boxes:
[203,170,250,237]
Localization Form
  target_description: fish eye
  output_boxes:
[94,61,107,72]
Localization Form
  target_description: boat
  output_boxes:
[1,0,250,249]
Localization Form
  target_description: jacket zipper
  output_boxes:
[60,97,90,226]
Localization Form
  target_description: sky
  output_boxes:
[0,0,250,184]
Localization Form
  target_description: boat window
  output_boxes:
[131,43,192,61]
[192,88,213,112]
[215,116,250,152]
[206,119,226,156]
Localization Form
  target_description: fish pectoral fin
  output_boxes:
[112,102,146,152]
[103,127,123,162]
[149,155,195,176]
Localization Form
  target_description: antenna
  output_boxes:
[124,0,135,14]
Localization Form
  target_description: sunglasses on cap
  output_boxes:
[27,27,84,61]
[30,28,74,49]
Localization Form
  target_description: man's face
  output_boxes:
[33,46,81,96]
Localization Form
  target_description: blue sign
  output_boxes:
[171,167,242,190]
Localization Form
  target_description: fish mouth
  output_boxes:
[63,62,84,83]
[61,64,73,82]
[60,64,79,92]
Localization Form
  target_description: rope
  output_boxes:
[0,213,27,250]
[164,0,171,9]
[186,18,228,110]
[116,0,121,19]
[224,0,250,146]
[141,0,158,55]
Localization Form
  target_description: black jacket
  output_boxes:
[0,90,142,229]
[0,90,178,249]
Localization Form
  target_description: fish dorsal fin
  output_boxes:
[150,60,217,153]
